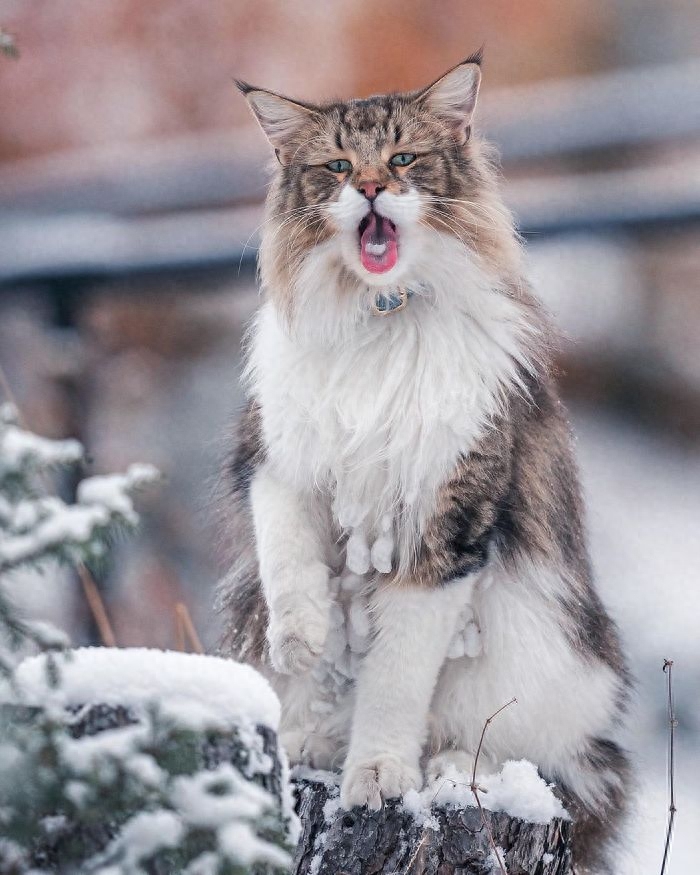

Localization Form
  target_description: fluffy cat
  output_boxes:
[218,53,630,872]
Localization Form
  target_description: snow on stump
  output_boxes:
[2,647,298,874]
[293,762,572,875]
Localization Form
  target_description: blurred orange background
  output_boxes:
[2,0,698,160]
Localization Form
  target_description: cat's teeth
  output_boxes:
[365,242,387,256]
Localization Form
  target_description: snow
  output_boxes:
[479,761,568,824]
[64,780,89,806]
[23,619,71,650]
[487,846,508,872]
[322,795,342,822]
[113,810,183,866]
[0,503,112,566]
[60,724,149,775]
[171,764,275,828]
[0,839,24,871]
[0,462,159,570]
[61,726,165,789]
[218,820,291,868]
[400,788,424,818]
[291,766,341,788]
[400,788,440,830]
[0,416,83,472]
[416,759,568,825]
[0,400,159,572]
[76,464,159,524]
[7,647,280,732]
[183,852,219,875]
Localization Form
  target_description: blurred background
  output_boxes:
[0,1,698,871]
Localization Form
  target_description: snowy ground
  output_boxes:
[574,408,700,874]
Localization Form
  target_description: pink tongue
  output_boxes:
[360,213,398,274]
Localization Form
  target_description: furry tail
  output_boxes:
[215,402,268,665]
[215,558,268,665]
[555,738,631,873]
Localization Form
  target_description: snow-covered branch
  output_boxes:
[0,404,158,575]
[1,648,297,874]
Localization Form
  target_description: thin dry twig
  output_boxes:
[470,698,518,875]
[77,565,117,647]
[659,659,677,875]
[428,697,518,875]
[174,606,186,652]
[174,602,204,654]
[471,697,518,790]
[0,361,117,648]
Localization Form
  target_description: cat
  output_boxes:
[218,52,630,872]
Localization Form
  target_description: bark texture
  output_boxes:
[293,775,572,875]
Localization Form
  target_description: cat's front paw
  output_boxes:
[340,755,421,810]
[267,593,329,675]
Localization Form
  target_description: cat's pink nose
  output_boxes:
[358,181,384,201]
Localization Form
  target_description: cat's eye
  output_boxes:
[390,153,417,167]
[326,159,353,174]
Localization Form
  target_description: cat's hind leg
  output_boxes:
[275,668,353,771]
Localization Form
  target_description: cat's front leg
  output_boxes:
[340,437,510,808]
[250,464,331,675]
[341,580,471,809]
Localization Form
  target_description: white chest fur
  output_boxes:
[246,235,534,573]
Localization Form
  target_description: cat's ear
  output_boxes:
[417,52,482,145]
[236,81,317,162]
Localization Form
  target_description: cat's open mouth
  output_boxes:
[358,212,398,274]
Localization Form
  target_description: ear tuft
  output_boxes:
[236,82,318,161]
[418,58,482,145]
[234,78,254,96]
[463,46,484,67]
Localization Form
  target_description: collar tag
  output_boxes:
[371,288,409,316]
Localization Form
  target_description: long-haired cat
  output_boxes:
[218,53,630,872]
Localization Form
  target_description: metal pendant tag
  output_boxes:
[371,288,408,316]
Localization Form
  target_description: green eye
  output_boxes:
[390,153,416,167]
[326,159,352,174]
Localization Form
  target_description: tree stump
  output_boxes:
[293,775,572,875]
